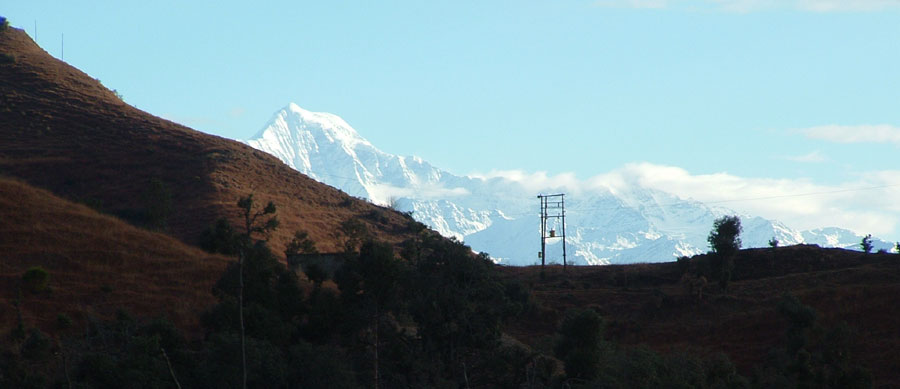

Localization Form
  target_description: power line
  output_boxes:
[476,182,900,218]
[700,183,900,205]
[300,168,900,217]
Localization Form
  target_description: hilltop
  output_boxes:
[0,26,422,256]
[500,245,900,387]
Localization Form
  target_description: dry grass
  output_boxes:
[0,177,231,337]
[499,247,900,387]
[0,27,419,259]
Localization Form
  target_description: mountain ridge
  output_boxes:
[244,103,895,264]
[0,27,424,257]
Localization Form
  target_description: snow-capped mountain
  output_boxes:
[244,104,892,264]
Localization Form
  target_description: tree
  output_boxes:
[555,309,606,381]
[768,237,780,269]
[284,230,317,257]
[303,263,328,288]
[409,237,510,385]
[708,215,742,257]
[755,294,872,388]
[339,218,369,253]
[895,242,900,254]
[335,240,405,389]
[708,215,742,290]
[200,218,239,255]
[235,194,278,389]
[860,234,873,254]
[22,267,50,294]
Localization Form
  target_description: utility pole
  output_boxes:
[538,193,567,269]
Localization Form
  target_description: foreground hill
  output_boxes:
[0,26,419,256]
[0,177,231,335]
[501,245,900,387]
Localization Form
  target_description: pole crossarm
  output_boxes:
[537,193,567,269]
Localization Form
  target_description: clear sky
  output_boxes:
[4,1,900,241]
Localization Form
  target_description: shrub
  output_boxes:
[556,308,606,380]
[57,313,73,329]
[22,266,50,293]
[676,256,691,275]
[284,230,317,257]
[860,234,873,253]
[21,328,52,361]
[303,263,328,287]
[0,16,9,32]
[0,53,14,64]
[200,218,239,255]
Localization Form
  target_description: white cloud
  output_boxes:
[595,0,670,9]
[800,124,900,146]
[593,0,900,12]
[471,163,900,240]
[797,0,900,12]
[367,182,469,206]
[228,107,247,119]
[471,169,582,194]
[782,150,827,163]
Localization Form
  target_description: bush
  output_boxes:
[303,263,328,287]
[556,309,606,380]
[22,267,49,293]
[860,234,873,253]
[200,218,239,255]
[0,16,9,32]
[285,230,317,256]
[21,328,52,361]
[57,313,73,329]
[757,294,872,388]
[676,256,691,275]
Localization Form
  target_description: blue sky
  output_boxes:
[4,1,900,241]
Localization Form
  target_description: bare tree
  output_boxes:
[235,194,278,389]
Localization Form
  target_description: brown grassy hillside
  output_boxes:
[0,177,231,336]
[501,246,900,387]
[0,26,419,256]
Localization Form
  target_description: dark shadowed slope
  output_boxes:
[501,245,900,387]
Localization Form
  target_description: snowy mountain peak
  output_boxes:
[277,103,371,148]
[243,105,892,265]
[245,104,457,207]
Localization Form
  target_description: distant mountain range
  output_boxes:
[244,104,894,265]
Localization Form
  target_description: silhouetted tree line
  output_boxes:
[0,201,872,388]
